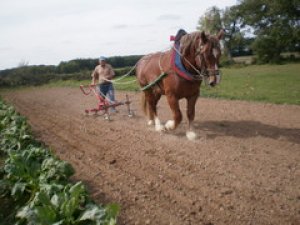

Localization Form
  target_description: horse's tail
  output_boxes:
[141,92,148,116]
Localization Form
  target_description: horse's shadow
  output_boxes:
[193,120,300,144]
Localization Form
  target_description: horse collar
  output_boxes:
[171,43,204,81]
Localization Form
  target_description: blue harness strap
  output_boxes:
[172,43,195,81]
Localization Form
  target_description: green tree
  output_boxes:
[197,6,223,34]
[222,6,243,60]
[236,0,300,63]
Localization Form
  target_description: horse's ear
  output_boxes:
[200,31,208,44]
[217,29,225,40]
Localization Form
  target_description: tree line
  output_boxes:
[0,55,142,87]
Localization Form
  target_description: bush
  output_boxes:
[219,55,234,67]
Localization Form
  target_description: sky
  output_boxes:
[0,0,237,70]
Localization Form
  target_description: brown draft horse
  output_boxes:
[136,30,224,140]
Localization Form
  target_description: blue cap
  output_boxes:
[99,56,106,61]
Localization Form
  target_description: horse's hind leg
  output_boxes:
[186,95,198,140]
[144,91,163,131]
[165,95,182,130]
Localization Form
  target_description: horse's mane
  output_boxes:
[179,32,221,57]
[179,32,201,57]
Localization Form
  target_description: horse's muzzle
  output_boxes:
[209,71,221,87]
[209,80,216,87]
[204,69,222,87]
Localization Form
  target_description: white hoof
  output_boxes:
[148,120,154,126]
[186,131,197,140]
[165,120,175,130]
[155,124,165,132]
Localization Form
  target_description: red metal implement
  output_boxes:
[79,84,133,118]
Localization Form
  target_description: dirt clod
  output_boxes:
[109,159,117,164]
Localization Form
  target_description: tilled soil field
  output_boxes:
[2,87,300,225]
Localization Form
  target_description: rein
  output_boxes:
[102,64,137,85]
[140,72,168,91]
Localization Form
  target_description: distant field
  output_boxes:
[202,63,300,105]
[233,52,300,64]
[43,63,300,105]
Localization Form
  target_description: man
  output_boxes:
[91,56,116,112]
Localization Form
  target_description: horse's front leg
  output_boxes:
[165,95,182,130]
[186,94,198,140]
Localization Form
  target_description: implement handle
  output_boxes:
[80,84,96,95]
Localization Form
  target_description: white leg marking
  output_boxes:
[148,120,154,126]
[154,117,164,131]
[186,131,197,140]
[165,120,175,130]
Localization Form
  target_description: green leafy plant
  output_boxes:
[16,182,118,225]
[39,157,75,183]
[0,99,119,225]
[0,104,35,153]
[4,147,51,200]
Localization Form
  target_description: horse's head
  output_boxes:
[180,30,224,87]
[197,30,224,87]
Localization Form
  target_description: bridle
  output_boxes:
[166,33,222,83]
[194,39,222,79]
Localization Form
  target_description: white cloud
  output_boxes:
[157,14,181,21]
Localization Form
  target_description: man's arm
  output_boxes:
[108,65,115,80]
[91,68,98,85]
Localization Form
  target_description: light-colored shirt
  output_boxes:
[91,64,115,84]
